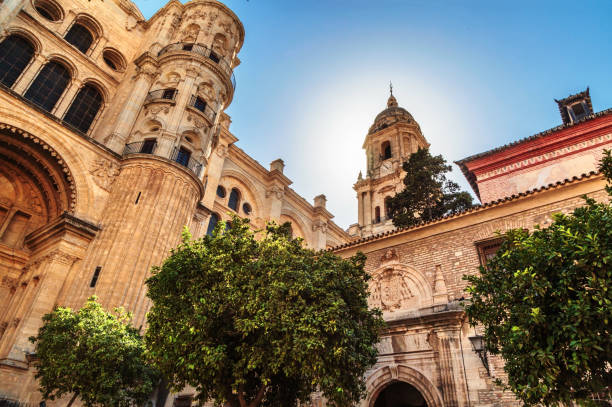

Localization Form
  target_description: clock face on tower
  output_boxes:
[380,160,393,176]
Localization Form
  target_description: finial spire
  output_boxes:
[387,82,398,108]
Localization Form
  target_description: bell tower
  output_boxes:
[349,86,429,238]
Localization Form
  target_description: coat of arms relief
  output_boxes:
[369,268,414,312]
[369,249,421,312]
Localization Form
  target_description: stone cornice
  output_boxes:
[121,154,205,200]
[25,212,100,254]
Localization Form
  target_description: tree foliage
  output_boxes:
[29,296,158,407]
[145,217,384,407]
[386,147,473,228]
[464,151,612,406]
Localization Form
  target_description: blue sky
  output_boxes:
[134,0,612,229]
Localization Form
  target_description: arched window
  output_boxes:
[206,213,219,236]
[0,35,35,88]
[63,83,103,133]
[216,186,226,198]
[375,206,381,223]
[64,23,93,53]
[24,61,70,112]
[382,141,392,160]
[228,188,240,211]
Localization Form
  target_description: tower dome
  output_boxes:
[368,92,417,134]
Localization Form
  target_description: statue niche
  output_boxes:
[212,33,227,57]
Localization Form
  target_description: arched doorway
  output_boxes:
[373,381,427,407]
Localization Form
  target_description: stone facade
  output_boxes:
[0,0,610,405]
[333,89,612,407]
[0,0,348,404]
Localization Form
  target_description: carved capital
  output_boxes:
[312,220,327,233]
[265,185,284,200]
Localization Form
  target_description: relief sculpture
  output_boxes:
[370,268,414,312]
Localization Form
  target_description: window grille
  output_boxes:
[0,35,35,88]
[24,61,70,112]
[63,84,102,133]
[64,23,93,53]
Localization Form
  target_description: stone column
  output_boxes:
[166,65,198,134]
[429,328,470,407]
[265,185,284,221]
[202,144,227,208]
[357,192,364,226]
[0,0,23,35]
[363,191,372,226]
[106,57,159,153]
[12,54,46,95]
[0,213,98,371]
[53,78,82,118]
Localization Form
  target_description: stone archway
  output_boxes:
[373,381,427,407]
[365,364,444,407]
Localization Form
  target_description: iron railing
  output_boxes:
[123,140,157,155]
[145,88,177,103]
[157,42,236,89]
[123,141,203,177]
[187,95,216,123]
[170,146,203,177]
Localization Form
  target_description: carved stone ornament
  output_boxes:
[215,144,227,157]
[90,159,120,191]
[265,185,284,200]
[369,268,415,312]
[380,248,399,265]
[135,64,159,80]
[311,220,328,233]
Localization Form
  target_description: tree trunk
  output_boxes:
[66,393,78,407]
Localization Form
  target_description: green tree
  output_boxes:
[145,217,384,407]
[386,147,473,228]
[29,296,158,407]
[464,151,612,406]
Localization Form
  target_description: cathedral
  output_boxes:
[0,0,610,406]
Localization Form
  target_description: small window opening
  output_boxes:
[375,206,381,223]
[135,191,141,204]
[182,44,193,51]
[382,141,392,160]
[162,89,176,100]
[140,139,156,154]
[175,147,191,167]
[242,202,252,215]
[191,95,207,113]
[209,51,220,63]
[216,186,226,198]
[90,266,101,287]
[34,0,62,21]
